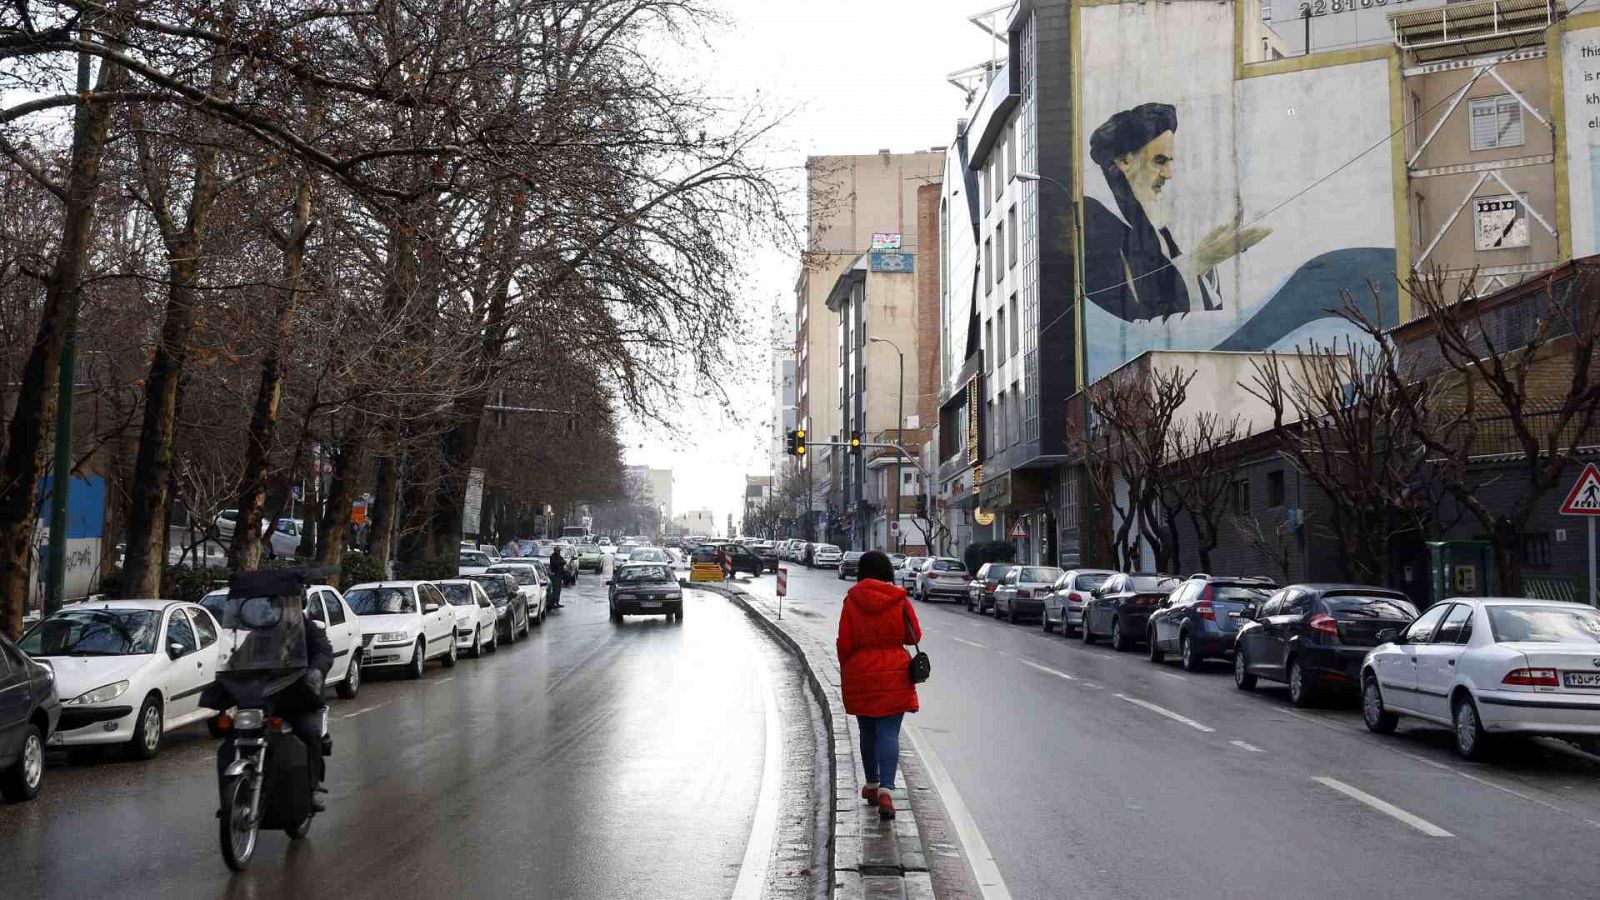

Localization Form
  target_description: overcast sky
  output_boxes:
[619,1,997,533]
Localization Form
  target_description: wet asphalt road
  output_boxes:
[743,565,1600,900]
[1,572,814,900]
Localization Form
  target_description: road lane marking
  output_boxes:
[1115,695,1215,733]
[429,676,456,687]
[951,637,987,649]
[1230,740,1264,752]
[1312,776,1453,837]
[341,703,388,719]
[1158,672,1186,682]
[906,723,1014,900]
[1018,659,1077,681]
[732,646,783,900]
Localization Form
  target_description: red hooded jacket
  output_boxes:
[837,578,922,717]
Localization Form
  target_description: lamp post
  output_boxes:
[867,336,905,553]
[1015,170,1095,568]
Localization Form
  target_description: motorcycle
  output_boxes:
[207,569,331,872]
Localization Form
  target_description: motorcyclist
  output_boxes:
[294,605,335,810]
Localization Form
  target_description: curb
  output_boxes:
[696,581,929,900]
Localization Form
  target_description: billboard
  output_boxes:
[1078,2,1398,382]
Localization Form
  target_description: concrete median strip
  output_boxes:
[1312,776,1454,837]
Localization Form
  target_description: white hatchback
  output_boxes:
[437,579,500,658]
[20,600,226,759]
[344,582,458,678]
[1361,598,1600,759]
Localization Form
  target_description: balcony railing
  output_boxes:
[1391,0,1559,62]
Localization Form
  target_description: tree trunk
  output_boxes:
[0,61,127,635]
[425,390,488,566]
[297,453,320,558]
[368,452,401,572]
[317,436,364,586]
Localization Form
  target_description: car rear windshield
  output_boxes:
[1488,606,1600,644]
[1131,575,1176,592]
[437,583,477,606]
[460,552,488,565]
[843,552,865,560]
[487,566,538,586]
[617,565,673,584]
[466,576,510,601]
[1323,595,1418,620]
[20,609,160,657]
[1075,574,1110,591]
[345,588,416,615]
[1210,585,1271,603]
[932,560,966,572]
[1021,567,1062,583]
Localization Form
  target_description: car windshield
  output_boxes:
[932,559,965,572]
[579,545,601,555]
[1021,567,1062,583]
[1130,575,1177,592]
[617,565,673,584]
[487,566,539,586]
[345,587,417,615]
[902,557,926,569]
[461,551,488,565]
[1324,595,1417,620]
[843,552,865,561]
[1488,606,1600,644]
[20,609,160,657]
[438,583,477,606]
[466,576,510,602]
[632,549,670,563]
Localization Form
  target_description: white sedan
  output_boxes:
[19,599,225,759]
[344,581,458,678]
[437,579,500,658]
[201,584,366,699]
[1361,598,1600,759]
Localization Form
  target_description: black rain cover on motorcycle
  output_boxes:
[220,569,308,672]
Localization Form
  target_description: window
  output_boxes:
[984,238,994,294]
[1267,470,1285,508]
[191,608,218,647]
[1523,532,1552,567]
[1008,294,1020,350]
[1229,479,1250,513]
[995,221,1005,283]
[984,319,994,372]
[997,391,1008,450]
[1007,204,1018,268]
[1284,590,1311,617]
[1403,603,1451,644]
[1259,590,1285,617]
[305,594,327,624]
[996,306,1007,360]
[166,611,198,656]
[1468,95,1523,151]
[1436,603,1474,644]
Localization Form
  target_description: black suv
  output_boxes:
[692,543,765,578]
[1147,575,1277,671]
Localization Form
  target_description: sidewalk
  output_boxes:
[699,580,935,900]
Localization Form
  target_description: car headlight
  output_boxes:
[70,680,130,706]
[664,592,682,601]
[375,631,410,643]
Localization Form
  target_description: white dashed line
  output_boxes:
[1230,740,1264,752]
[1312,776,1453,837]
[951,637,987,649]
[1115,694,1215,733]
[340,703,388,719]
[1158,672,1187,682]
[1018,659,1077,681]
[430,676,456,687]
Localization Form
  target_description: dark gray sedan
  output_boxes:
[608,563,685,622]
[0,630,59,802]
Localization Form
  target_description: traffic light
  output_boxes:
[787,428,806,456]
[785,429,796,456]
[849,431,862,454]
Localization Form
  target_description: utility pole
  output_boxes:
[45,26,95,615]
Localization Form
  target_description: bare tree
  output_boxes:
[1168,411,1245,572]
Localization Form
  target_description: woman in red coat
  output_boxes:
[836,550,922,820]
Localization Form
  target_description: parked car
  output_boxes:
[437,579,501,658]
[1081,573,1179,651]
[896,556,927,590]
[1233,584,1418,707]
[914,558,970,603]
[0,630,59,801]
[458,549,493,576]
[1042,569,1116,636]
[787,540,811,563]
[484,563,548,624]
[838,551,866,580]
[992,566,1064,623]
[464,572,533,642]
[343,581,458,678]
[966,563,1017,614]
[20,600,226,759]
[201,583,366,700]
[1359,598,1600,759]
[1147,575,1277,671]
[810,544,843,569]
[608,563,685,622]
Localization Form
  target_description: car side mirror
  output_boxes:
[424,603,440,614]
[168,642,186,660]
[1242,603,1259,619]
[604,580,612,586]
[1377,627,1401,644]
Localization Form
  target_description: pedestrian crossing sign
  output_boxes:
[1559,463,1600,516]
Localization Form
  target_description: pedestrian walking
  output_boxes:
[549,547,565,608]
[836,550,921,820]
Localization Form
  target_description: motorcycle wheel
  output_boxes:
[219,774,259,872]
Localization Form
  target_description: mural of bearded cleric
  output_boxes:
[1083,102,1270,323]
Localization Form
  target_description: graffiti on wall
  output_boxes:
[1079,2,1399,381]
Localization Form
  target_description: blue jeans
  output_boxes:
[856,713,905,790]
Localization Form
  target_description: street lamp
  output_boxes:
[867,336,905,553]
[1015,171,1096,568]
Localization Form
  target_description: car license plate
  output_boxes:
[1562,671,1600,689]
[640,600,661,608]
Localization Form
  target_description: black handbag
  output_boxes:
[905,605,931,684]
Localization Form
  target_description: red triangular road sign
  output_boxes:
[1009,521,1027,538]
[1560,463,1600,516]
